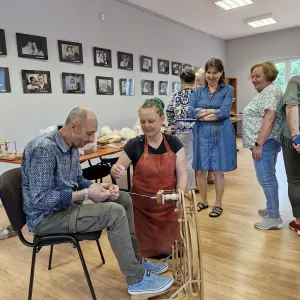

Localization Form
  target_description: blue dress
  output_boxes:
[188,83,237,172]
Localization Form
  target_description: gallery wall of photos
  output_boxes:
[0,29,195,95]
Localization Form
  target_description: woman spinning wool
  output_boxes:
[111,98,188,258]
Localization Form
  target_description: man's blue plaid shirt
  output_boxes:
[21,130,92,231]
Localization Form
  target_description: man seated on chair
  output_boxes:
[21,106,173,297]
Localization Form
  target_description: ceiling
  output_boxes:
[123,0,300,40]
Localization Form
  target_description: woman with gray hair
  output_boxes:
[195,68,215,185]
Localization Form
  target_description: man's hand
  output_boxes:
[111,164,126,179]
[108,183,120,201]
[88,186,111,203]
[252,145,263,160]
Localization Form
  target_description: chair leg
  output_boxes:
[74,240,97,300]
[28,245,38,300]
[96,240,105,264]
[127,168,131,191]
[48,245,54,270]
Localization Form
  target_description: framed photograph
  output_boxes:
[0,30,7,55]
[96,76,114,95]
[94,47,112,68]
[62,73,85,94]
[21,70,52,93]
[172,82,181,93]
[159,81,169,95]
[183,64,192,70]
[117,51,133,70]
[16,33,48,60]
[141,80,154,95]
[171,62,182,76]
[158,59,169,75]
[140,55,152,72]
[58,40,83,63]
[120,79,135,96]
[0,67,11,93]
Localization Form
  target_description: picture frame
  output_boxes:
[158,59,169,75]
[0,29,7,55]
[159,81,169,95]
[96,76,114,95]
[183,64,192,70]
[140,55,152,72]
[141,80,154,95]
[93,47,112,68]
[120,79,135,96]
[171,62,182,76]
[16,33,48,60]
[117,51,133,70]
[0,67,11,93]
[21,70,52,94]
[58,40,83,63]
[62,73,85,94]
[172,82,181,93]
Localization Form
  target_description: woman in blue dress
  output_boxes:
[188,58,237,217]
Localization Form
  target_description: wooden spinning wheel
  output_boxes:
[132,190,204,300]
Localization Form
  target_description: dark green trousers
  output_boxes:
[282,146,300,218]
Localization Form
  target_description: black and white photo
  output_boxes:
[117,51,133,70]
[172,82,181,93]
[141,80,154,95]
[140,56,152,72]
[0,30,7,55]
[158,59,169,75]
[58,40,83,63]
[21,70,51,93]
[94,47,112,68]
[96,76,114,95]
[159,81,169,95]
[0,67,11,93]
[120,79,135,96]
[16,33,48,60]
[172,62,182,76]
[62,73,85,94]
[183,64,192,70]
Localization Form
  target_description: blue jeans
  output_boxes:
[253,139,281,218]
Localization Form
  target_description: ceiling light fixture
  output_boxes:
[214,0,253,11]
[245,13,277,28]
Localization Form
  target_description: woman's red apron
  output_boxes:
[130,134,180,258]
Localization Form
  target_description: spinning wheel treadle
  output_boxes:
[131,190,204,300]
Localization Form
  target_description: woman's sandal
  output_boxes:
[197,202,209,212]
[209,205,223,217]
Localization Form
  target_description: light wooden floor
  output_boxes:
[1,138,300,300]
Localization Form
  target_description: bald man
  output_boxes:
[21,107,173,297]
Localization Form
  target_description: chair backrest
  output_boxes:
[0,168,26,231]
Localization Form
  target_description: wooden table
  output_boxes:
[0,147,123,165]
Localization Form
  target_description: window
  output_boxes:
[273,57,300,92]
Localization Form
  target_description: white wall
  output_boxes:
[226,26,300,112]
[0,0,225,169]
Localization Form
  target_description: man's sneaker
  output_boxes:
[254,217,283,230]
[128,270,173,295]
[258,208,267,218]
[141,258,168,275]
[289,221,300,236]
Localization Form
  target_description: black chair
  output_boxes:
[0,168,105,300]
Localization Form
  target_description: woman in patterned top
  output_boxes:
[166,68,196,190]
[188,58,237,217]
[281,76,300,235]
[243,61,285,230]
[111,98,188,258]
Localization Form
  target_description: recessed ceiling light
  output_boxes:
[245,13,277,28]
[214,0,253,11]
